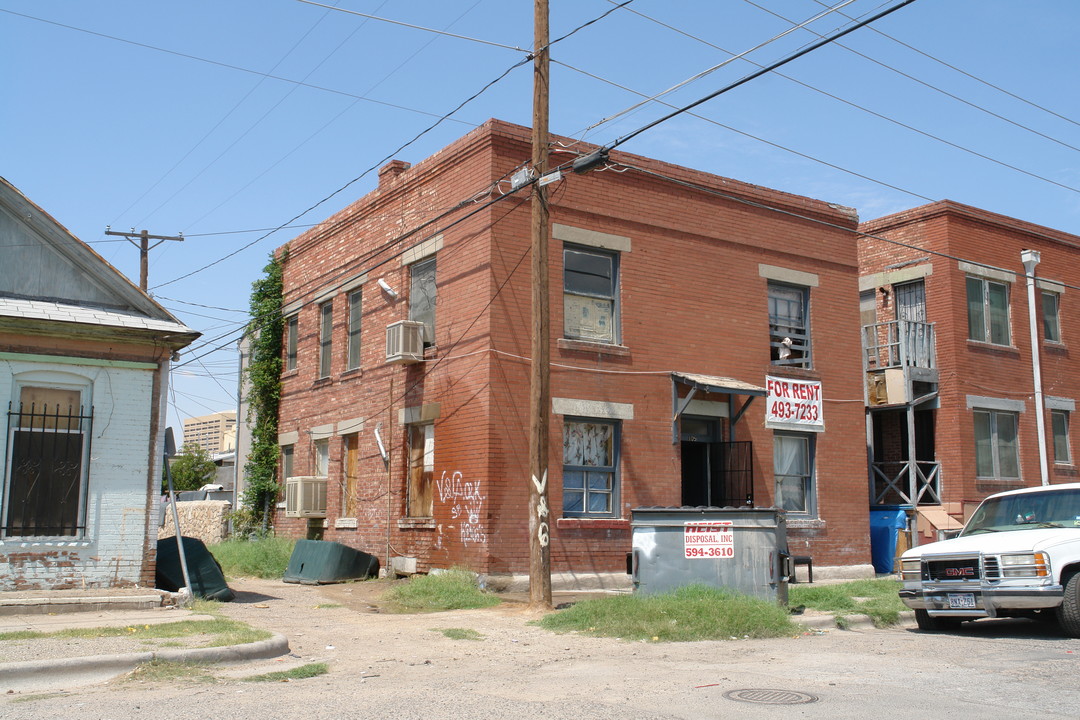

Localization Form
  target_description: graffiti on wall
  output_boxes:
[437,470,487,546]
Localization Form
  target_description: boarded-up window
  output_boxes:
[407,423,434,517]
[343,433,360,517]
[564,247,617,343]
[4,386,92,536]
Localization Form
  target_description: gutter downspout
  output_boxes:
[1021,249,1049,486]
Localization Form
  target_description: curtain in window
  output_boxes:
[563,422,613,467]
[774,434,808,513]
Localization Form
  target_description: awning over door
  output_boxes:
[671,372,766,443]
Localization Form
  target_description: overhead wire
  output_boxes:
[743,0,1080,154]
[150,54,533,290]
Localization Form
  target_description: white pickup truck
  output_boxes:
[898,483,1080,635]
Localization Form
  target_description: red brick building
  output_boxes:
[859,201,1079,542]
[274,119,873,586]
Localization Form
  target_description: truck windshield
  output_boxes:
[962,489,1080,536]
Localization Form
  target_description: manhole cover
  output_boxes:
[723,689,819,705]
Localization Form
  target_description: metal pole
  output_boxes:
[528,0,552,610]
[164,452,194,606]
[1022,249,1049,485]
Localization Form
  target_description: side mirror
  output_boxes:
[164,427,177,458]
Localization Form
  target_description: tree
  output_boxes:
[166,442,217,493]
[243,248,287,529]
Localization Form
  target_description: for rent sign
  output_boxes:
[765,376,824,431]
[683,521,734,559]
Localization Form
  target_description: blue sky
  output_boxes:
[3,0,1079,441]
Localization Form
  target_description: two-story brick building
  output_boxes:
[274,119,874,587]
[859,201,1079,543]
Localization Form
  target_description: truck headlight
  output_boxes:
[1000,552,1050,578]
[900,558,921,581]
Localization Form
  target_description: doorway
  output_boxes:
[680,416,753,507]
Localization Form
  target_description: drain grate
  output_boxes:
[723,689,819,705]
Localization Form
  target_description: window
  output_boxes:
[774,432,814,515]
[318,301,333,378]
[564,246,618,343]
[562,419,619,517]
[285,315,298,371]
[768,282,810,367]
[407,423,434,517]
[1043,290,1062,343]
[974,409,1020,479]
[409,257,437,347]
[967,276,1010,345]
[281,444,294,481]
[4,385,92,537]
[314,438,329,477]
[347,289,362,370]
[342,434,360,516]
[1052,410,1071,465]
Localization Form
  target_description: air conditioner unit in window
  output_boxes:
[284,476,327,518]
[386,320,425,365]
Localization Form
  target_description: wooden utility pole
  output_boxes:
[528,0,553,610]
[104,227,184,291]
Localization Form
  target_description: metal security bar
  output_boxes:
[713,441,754,508]
[4,402,94,536]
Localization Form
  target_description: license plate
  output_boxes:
[948,593,976,609]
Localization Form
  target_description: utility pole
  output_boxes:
[104,227,184,291]
[528,0,553,610]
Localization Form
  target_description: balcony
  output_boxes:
[871,460,941,506]
[863,319,936,371]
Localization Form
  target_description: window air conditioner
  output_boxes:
[284,476,327,518]
[386,320,425,365]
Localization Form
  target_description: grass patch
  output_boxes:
[209,536,295,579]
[315,603,343,609]
[788,578,904,627]
[433,627,485,641]
[11,692,68,704]
[0,618,270,648]
[539,585,796,642]
[243,662,329,682]
[123,660,214,684]
[384,569,501,612]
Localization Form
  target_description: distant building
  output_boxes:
[183,411,237,454]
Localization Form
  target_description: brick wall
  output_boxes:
[859,201,1080,512]
[275,119,873,578]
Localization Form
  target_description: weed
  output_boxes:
[788,578,904,627]
[10,692,68,704]
[384,569,500,612]
[0,618,269,647]
[243,662,329,682]
[538,585,796,642]
[209,536,295,579]
[123,660,214,684]
[433,627,485,641]
[315,603,343,609]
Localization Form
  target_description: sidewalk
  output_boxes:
[0,589,289,693]
[0,581,908,694]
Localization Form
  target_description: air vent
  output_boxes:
[386,320,425,365]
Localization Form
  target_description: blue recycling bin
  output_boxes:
[869,505,911,574]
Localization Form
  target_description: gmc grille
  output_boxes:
[925,557,981,582]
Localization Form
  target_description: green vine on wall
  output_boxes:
[242,248,288,530]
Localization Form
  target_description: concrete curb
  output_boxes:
[0,594,166,616]
[797,610,917,632]
[0,632,290,692]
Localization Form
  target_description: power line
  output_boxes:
[742,0,1080,154]
[808,0,1080,132]
[554,58,933,202]
[151,54,532,290]
[599,0,918,153]
[0,9,477,126]
[293,0,528,53]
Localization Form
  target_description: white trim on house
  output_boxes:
[758,264,820,287]
[958,261,1016,284]
[966,395,1026,412]
[552,398,634,420]
[553,224,632,253]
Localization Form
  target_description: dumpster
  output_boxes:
[869,505,911,574]
[283,539,380,584]
[631,507,789,604]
